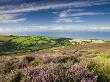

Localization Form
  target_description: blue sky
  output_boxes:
[0,0,110,35]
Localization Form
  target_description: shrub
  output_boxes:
[1,59,18,73]
[21,64,97,82]
[5,70,22,82]
[30,58,45,66]
[78,58,110,82]
[22,56,35,64]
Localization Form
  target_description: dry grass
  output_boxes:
[0,43,110,82]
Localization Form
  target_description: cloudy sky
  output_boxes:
[0,0,110,35]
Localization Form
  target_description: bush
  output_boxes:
[2,70,22,82]
[78,58,110,82]
[1,59,18,73]
[21,64,97,82]
[22,56,35,64]
[30,58,45,66]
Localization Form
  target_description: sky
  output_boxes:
[0,0,110,37]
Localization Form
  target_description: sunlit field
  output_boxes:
[0,36,110,82]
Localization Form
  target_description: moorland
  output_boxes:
[0,35,110,82]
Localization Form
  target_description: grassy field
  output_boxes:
[0,36,110,82]
[0,36,72,55]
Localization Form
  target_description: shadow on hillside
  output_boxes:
[0,41,18,53]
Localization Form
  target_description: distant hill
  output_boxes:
[0,35,72,54]
[0,35,109,55]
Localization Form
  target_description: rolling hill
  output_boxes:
[0,40,110,82]
[0,35,72,54]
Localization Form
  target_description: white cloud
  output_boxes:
[58,11,68,18]
[0,0,109,24]
[0,0,110,14]
[68,12,107,17]
[0,2,87,24]
[54,9,108,23]
[0,24,110,34]
[0,14,26,24]
[59,9,84,17]
[56,17,82,23]
[57,9,108,17]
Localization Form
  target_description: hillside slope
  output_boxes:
[0,36,72,54]
[0,42,110,82]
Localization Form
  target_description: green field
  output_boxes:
[0,35,72,54]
